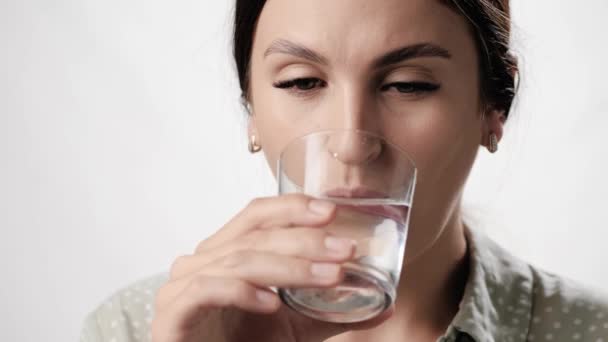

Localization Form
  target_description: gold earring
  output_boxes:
[248,135,262,153]
[488,132,498,153]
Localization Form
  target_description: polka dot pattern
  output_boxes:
[442,228,608,341]
[79,273,168,342]
[523,269,608,342]
[80,229,608,342]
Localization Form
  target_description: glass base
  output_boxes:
[278,263,393,323]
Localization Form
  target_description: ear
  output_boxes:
[480,109,506,148]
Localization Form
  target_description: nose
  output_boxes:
[324,84,383,165]
[326,130,382,165]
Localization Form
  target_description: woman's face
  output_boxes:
[247,0,503,262]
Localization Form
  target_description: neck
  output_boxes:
[341,207,470,342]
[395,209,469,333]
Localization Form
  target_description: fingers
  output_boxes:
[206,250,345,286]
[153,194,359,342]
[152,276,280,340]
[196,194,337,252]
[171,228,357,280]
[159,251,345,309]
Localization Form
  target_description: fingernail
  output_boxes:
[324,236,355,255]
[256,290,276,304]
[311,263,340,279]
[308,199,335,216]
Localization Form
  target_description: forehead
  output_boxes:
[253,0,473,65]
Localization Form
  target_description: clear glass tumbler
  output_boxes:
[276,129,417,323]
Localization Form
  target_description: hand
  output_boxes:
[151,194,393,342]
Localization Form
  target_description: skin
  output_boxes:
[248,0,504,340]
[151,0,506,341]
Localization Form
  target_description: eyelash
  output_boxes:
[272,77,440,96]
[272,78,327,96]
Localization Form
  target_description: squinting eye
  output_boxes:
[380,81,440,94]
[273,78,326,92]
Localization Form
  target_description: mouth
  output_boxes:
[322,187,408,222]
[323,187,389,199]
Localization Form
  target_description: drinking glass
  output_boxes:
[276,129,417,323]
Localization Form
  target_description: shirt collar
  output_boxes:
[444,226,535,342]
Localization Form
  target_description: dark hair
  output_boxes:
[233,0,518,118]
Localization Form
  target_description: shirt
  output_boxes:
[80,227,608,342]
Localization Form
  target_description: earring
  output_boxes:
[488,132,498,153]
[248,135,262,153]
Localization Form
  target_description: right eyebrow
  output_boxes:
[263,39,329,65]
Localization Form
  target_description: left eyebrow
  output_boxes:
[373,43,452,69]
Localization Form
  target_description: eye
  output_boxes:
[380,81,440,94]
[273,77,327,94]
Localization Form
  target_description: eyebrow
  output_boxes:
[264,39,329,65]
[263,39,452,68]
[373,43,452,68]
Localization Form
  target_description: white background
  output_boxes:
[1,0,607,341]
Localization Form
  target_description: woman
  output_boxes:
[80,0,608,341]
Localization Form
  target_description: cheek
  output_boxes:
[394,99,481,260]
[413,117,475,177]
[250,81,325,177]
[384,97,479,173]
[395,99,480,233]
[381,90,481,219]
[407,72,481,173]
[254,110,313,178]
[255,113,317,179]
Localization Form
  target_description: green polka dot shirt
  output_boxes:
[80,228,608,342]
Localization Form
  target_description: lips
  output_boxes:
[322,187,408,223]
[323,187,389,199]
